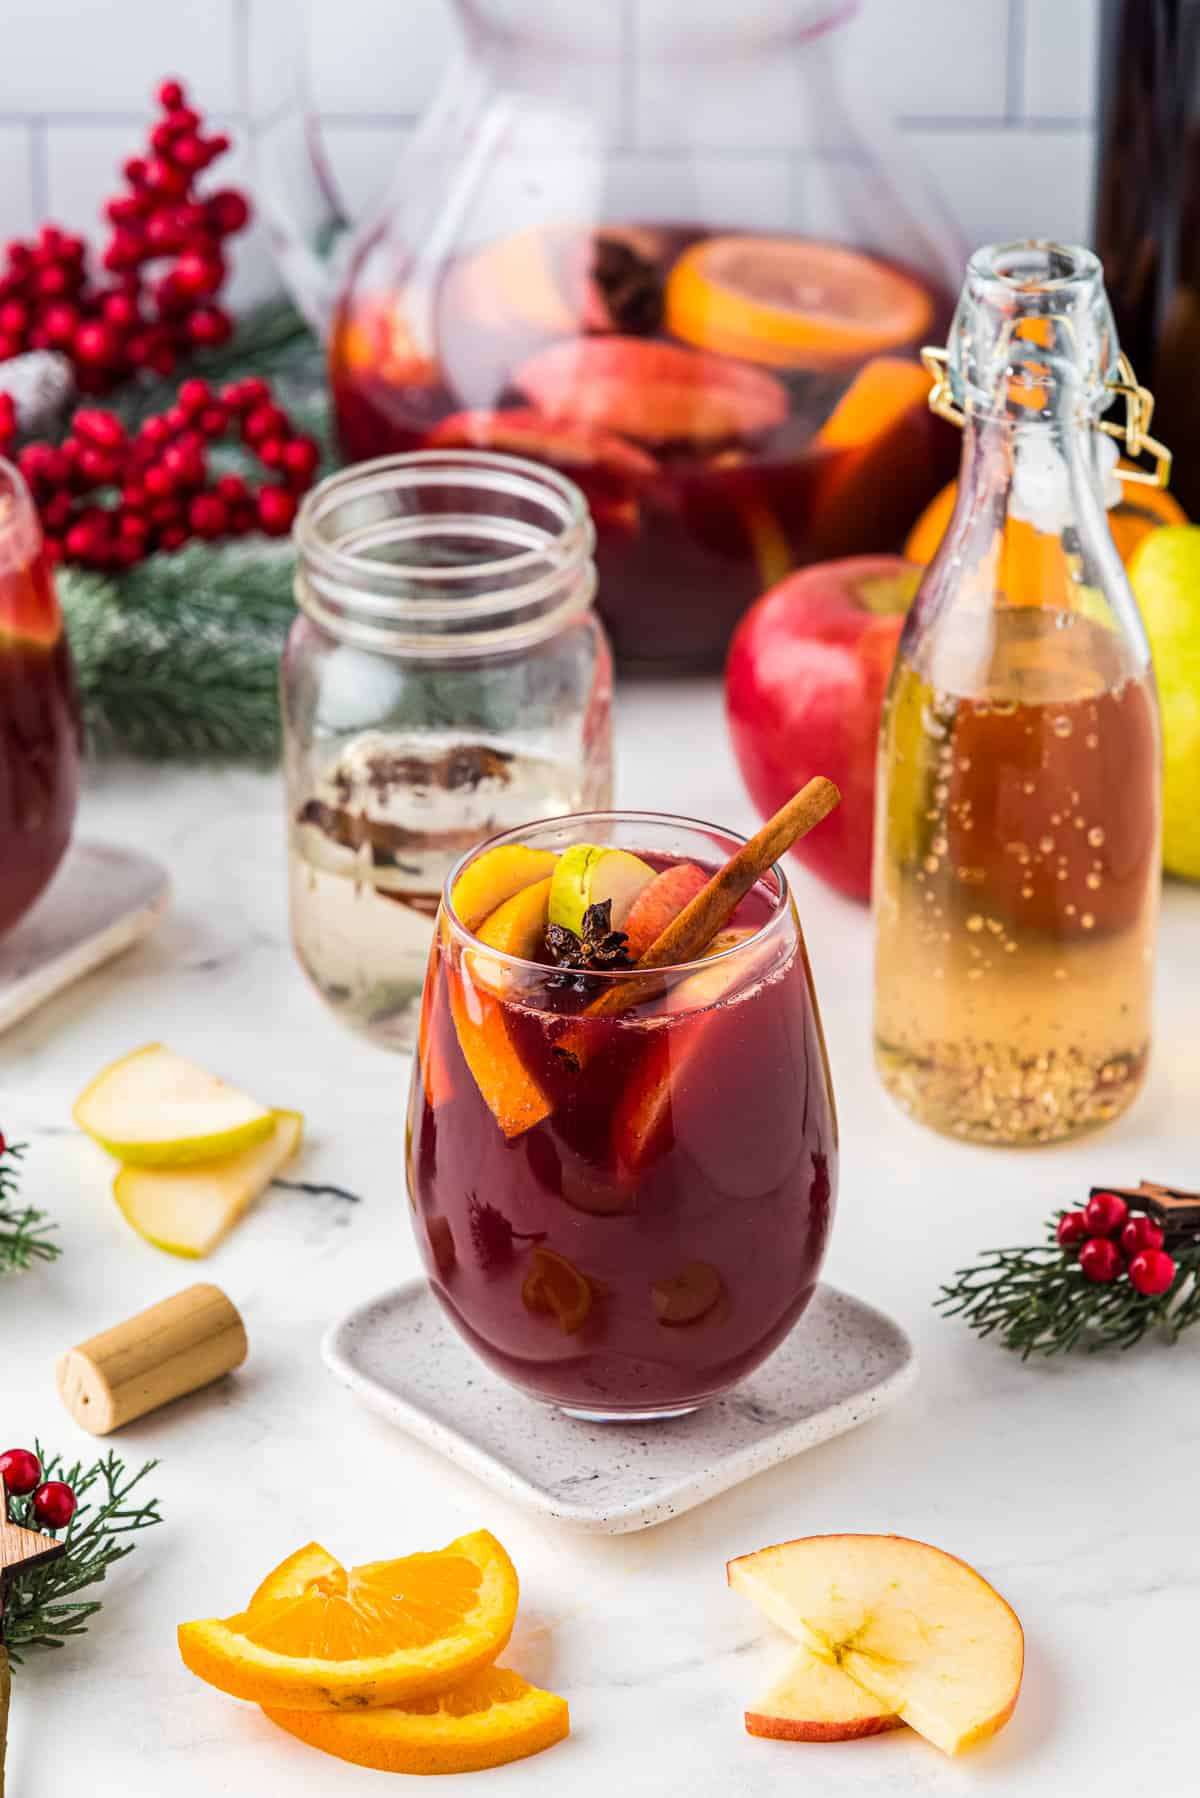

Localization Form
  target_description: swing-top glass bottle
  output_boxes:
[873,241,1165,1146]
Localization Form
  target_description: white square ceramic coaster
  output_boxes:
[0,839,169,1031]
[323,1280,917,1533]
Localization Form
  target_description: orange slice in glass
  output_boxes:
[665,236,935,370]
[177,1531,519,1711]
[263,1666,570,1774]
[521,1246,594,1333]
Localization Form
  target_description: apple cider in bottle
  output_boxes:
[873,242,1165,1145]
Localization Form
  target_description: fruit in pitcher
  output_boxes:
[515,336,788,447]
[263,1666,570,1775]
[621,861,708,958]
[521,1246,595,1333]
[112,1109,303,1256]
[744,1643,902,1741]
[73,1044,275,1166]
[726,556,920,900]
[809,357,951,560]
[728,1533,1023,1756]
[665,237,934,369]
[1128,524,1200,879]
[651,1258,725,1325]
[547,845,655,936]
[428,407,657,490]
[178,1530,519,1711]
[450,843,559,932]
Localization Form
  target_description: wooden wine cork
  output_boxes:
[56,1283,247,1436]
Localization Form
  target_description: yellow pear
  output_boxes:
[75,1044,274,1166]
[112,1110,303,1256]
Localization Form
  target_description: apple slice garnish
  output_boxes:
[621,861,708,959]
[745,1643,902,1742]
[729,1534,1024,1757]
[447,876,554,1138]
[611,927,755,1174]
[547,845,655,937]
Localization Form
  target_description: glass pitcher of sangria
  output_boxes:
[0,458,81,937]
[248,0,963,668]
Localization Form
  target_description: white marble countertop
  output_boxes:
[4,676,1198,1795]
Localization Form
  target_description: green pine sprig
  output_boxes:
[0,1142,59,1276]
[936,1210,1200,1357]
[3,1447,162,1662]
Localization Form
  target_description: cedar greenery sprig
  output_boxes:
[936,1209,1200,1358]
[0,1142,59,1276]
[3,1446,162,1662]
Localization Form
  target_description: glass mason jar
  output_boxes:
[0,457,81,938]
[873,242,1164,1146]
[248,0,963,670]
[407,810,838,1419]
[283,450,614,1052]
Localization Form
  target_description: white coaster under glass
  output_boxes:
[324,1279,916,1534]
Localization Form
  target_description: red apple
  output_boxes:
[725,555,921,902]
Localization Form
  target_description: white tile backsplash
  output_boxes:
[0,0,1104,298]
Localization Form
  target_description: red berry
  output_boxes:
[257,484,298,536]
[105,194,146,227]
[173,251,224,298]
[0,1448,41,1496]
[189,492,229,538]
[40,301,80,346]
[1056,1210,1090,1249]
[118,509,150,541]
[103,229,147,272]
[208,132,231,158]
[101,290,140,329]
[33,263,71,299]
[1078,1236,1123,1283]
[281,436,320,486]
[258,436,286,468]
[145,156,188,199]
[243,403,289,447]
[158,521,188,551]
[144,464,175,500]
[32,1479,77,1530]
[0,333,22,361]
[43,492,73,532]
[0,299,28,336]
[0,394,16,443]
[144,210,184,255]
[139,415,172,449]
[0,1132,6,1154]
[1128,1248,1177,1297]
[167,106,201,137]
[207,189,250,236]
[170,134,210,174]
[73,408,125,450]
[1121,1216,1165,1258]
[157,78,186,110]
[73,320,120,367]
[185,305,231,348]
[215,473,248,505]
[198,404,229,438]
[221,376,269,412]
[177,377,212,415]
[1084,1190,1129,1238]
[65,520,105,562]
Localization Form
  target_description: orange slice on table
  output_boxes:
[665,236,935,370]
[178,1531,519,1711]
[263,1666,570,1775]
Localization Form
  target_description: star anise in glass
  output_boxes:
[545,899,633,980]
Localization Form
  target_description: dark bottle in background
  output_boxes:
[1094,0,1200,515]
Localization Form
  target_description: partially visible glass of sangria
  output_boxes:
[0,457,81,938]
[406,807,838,1419]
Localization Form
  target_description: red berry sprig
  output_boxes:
[0,78,249,395]
[17,376,319,568]
[939,1187,1200,1355]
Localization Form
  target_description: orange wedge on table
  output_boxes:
[178,1531,519,1711]
[665,236,935,370]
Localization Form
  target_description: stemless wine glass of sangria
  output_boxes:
[0,457,81,938]
[405,809,838,1420]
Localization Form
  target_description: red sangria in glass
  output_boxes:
[406,811,838,1419]
[0,457,81,938]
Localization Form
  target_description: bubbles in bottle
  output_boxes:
[1088,826,1105,847]
[1051,714,1073,738]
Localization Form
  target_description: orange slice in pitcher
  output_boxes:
[178,1531,519,1711]
[665,237,934,370]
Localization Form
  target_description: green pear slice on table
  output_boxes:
[548,846,655,935]
[112,1110,304,1256]
[74,1044,275,1166]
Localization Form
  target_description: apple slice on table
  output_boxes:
[74,1044,275,1166]
[611,927,755,1174]
[112,1111,303,1257]
[729,1534,1023,1757]
[448,877,554,1138]
[744,1643,901,1742]
[547,845,655,936]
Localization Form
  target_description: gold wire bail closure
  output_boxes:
[919,345,1173,490]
